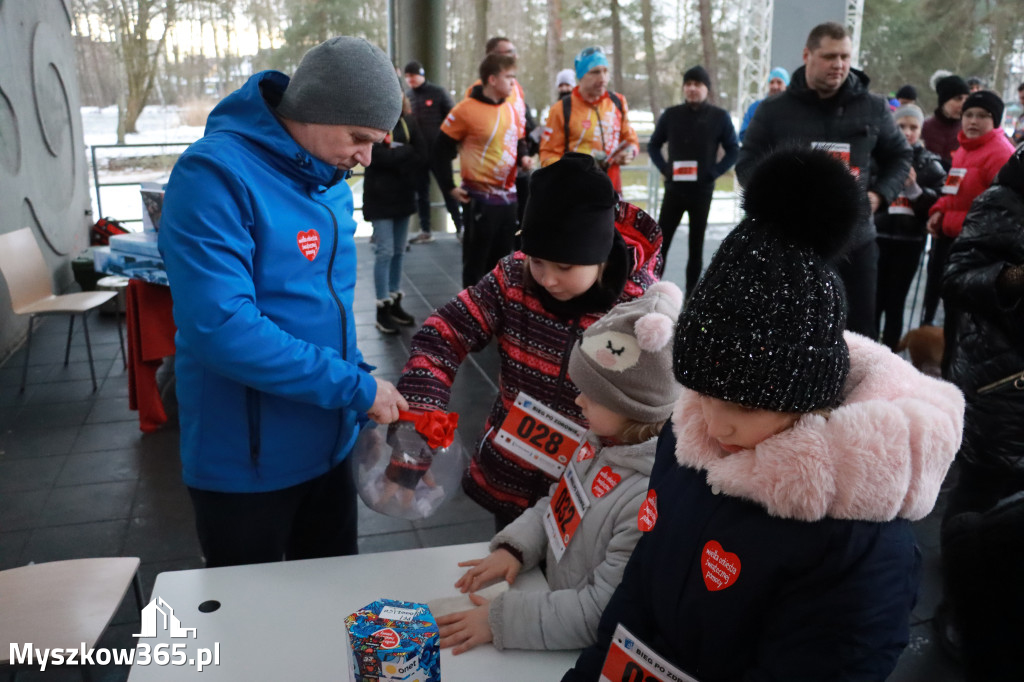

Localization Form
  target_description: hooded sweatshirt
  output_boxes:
[160,70,376,493]
[565,332,964,681]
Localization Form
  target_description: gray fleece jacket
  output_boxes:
[487,436,655,650]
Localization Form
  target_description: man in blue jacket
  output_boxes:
[160,37,408,568]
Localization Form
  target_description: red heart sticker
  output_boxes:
[591,466,621,498]
[297,229,320,261]
[576,440,596,463]
[425,99,433,107]
[701,540,741,591]
[637,489,657,531]
[371,627,401,649]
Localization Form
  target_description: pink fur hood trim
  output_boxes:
[672,332,965,522]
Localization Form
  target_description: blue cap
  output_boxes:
[575,46,610,81]
[768,67,790,86]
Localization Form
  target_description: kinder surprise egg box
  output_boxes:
[345,599,440,682]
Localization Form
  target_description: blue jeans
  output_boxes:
[371,216,410,301]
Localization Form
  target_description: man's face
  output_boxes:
[287,122,387,170]
[404,73,425,89]
[491,40,516,57]
[767,77,787,95]
[942,93,968,119]
[683,79,708,104]
[488,68,517,100]
[802,36,852,98]
[579,66,610,101]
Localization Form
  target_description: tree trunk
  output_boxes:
[476,0,489,55]
[609,0,623,92]
[640,0,659,119]
[697,0,718,104]
[546,0,563,94]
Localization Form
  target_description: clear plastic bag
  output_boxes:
[355,410,466,520]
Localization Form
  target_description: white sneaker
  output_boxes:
[409,232,435,244]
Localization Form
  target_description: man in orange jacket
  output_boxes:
[540,46,639,193]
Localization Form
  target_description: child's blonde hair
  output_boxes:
[618,418,666,445]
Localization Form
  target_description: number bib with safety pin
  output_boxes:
[543,461,591,562]
[888,194,914,216]
[811,141,860,179]
[600,624,700,682]
[672,160,698,181]
[943,168,967,194]
[494,392,586,478]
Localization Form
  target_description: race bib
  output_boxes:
[494,392,586,478]
[811,141,860,179]
[672,160,698,181]
[543,462,591,562]
[600,624,700,682]
[888,194,914,216]
[943,168,967,195]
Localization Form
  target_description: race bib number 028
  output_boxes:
[494,393,586,478]
[600,624,700,682]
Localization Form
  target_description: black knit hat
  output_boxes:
[520,153,618,265]
[935,75,969,108]
[403,60,425,76]
[895,84,917,100]
[683,65,711,89]
[672,148,862,413]
[962,90,1004,127]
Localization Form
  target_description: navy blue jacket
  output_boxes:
[564,333,965,681]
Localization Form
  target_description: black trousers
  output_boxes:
[875,237,925,349]
[461,199,518,288]
[414,167,464,234]
[188,457,359,568]
[921,234,954,326]
[657,188,714,294]
[835,239,879,339]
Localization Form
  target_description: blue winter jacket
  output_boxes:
[160,70,376,493]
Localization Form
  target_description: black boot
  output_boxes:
[389,292,415,326]
[375,300,399,334]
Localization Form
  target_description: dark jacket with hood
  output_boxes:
[648,101,739,195]
[942,146,1024,473]
[362,113,428,222]
[874,142,946,241]
[737,66,913,249]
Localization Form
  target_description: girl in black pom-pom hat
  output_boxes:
[564,149,966,682]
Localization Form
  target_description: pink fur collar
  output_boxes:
[672,332,964,522]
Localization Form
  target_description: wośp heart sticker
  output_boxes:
[701,540,741,591]
[637,489,657,531]
[591,466,621,498]
[297,229,320,261]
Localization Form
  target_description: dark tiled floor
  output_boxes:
[1,228,962,680]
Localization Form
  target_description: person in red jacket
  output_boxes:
[925,93,1015,327]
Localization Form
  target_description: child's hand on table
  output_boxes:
[437,594,492,654]
[454,548,522,593]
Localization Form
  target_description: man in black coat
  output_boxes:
[737,22,912,337]
[648,65,738,295]
[404,61,463,243]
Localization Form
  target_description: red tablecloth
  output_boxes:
[126,279,176,432]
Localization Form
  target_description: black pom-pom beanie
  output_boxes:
[672,148,859,413]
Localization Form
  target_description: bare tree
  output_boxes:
[639,0,659,118]
[697,0,718,104]
[476,0,489,55]
[609,0,623,91]
[546,0,563,94]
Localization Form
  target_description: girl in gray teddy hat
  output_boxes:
[435,281,684,653]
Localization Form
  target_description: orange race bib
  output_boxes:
[543,462,590,561]
[494,392,586,478]
[600,624,700,682]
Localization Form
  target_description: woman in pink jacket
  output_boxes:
[927,91,1015,239]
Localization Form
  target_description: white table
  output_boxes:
[127,542,579,680]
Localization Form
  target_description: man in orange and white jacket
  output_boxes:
[540,46,639,193]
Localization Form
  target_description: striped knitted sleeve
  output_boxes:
[397,266,507,410]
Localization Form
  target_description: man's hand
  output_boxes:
[451,187,471,204]
[610,146,636,167]
[926,211,943,237]
[519,156,534,171]
[367,378,408,424]
[867,190,882,214]
[437,594,493,655]
[454,548,522,593]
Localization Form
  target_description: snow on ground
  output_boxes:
[82,105,739,238]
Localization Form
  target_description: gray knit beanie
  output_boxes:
[277,37,402,132]
[893,103,924,126]
[569,282,684,424]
